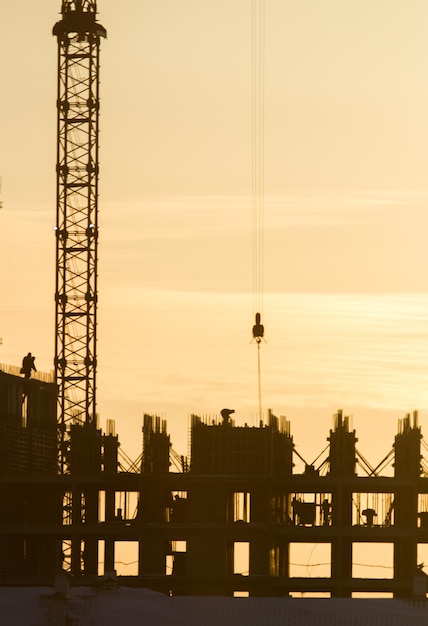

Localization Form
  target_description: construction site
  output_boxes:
[1,3,428,621]
[1,362,428,598]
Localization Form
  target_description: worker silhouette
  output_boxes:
[321,499,331,526]
[221,408,235,424]
[22,353,37,379]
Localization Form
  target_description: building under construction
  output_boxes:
[1,364,428,598]
[2,0,428,604]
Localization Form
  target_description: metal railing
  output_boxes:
[0,363,55,384]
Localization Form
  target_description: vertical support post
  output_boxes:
[328,410,356,597]
[103,430,119,574]
[71,486,82,576]
[393,413,421,598]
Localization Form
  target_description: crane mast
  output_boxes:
[53,1,106,473]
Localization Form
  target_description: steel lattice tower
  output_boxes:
[53,1,106,472]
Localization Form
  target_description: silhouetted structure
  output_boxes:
[252,312,264,342]
[0,370,58,580]
[1,367,428,598]
[2,3,427,599]
[53,0,107,473]
[21,353,36,379]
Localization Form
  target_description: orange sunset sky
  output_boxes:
[1,1,428,465]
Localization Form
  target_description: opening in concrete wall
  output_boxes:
[98,539,104,575]
[233,591,249,597]
[417,543,428,591]
[114,541,139,576]
[166,541,187,576]
[418,495,428,527]
[352,592,393,598]
[234,542,249,576]
[63,491,72,525]
[169,491,188,523]
[290,592,331,598]
[352,543,393,579]
[115,491,139,521]
[171,490,187,499]
[352,493,394,527]
[418,544,428,566]
[233,492,250,523]
[289,543,331,578]
[99,491,105,522]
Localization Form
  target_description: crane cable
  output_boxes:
[251,0,265,422]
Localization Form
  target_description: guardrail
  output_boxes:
[0,363,55,384]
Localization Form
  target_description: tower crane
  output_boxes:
[53,1,107,473]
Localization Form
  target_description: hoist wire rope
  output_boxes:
[251,0,265,317]
[251,0,265,422]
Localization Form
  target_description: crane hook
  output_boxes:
[252,311,264,344]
